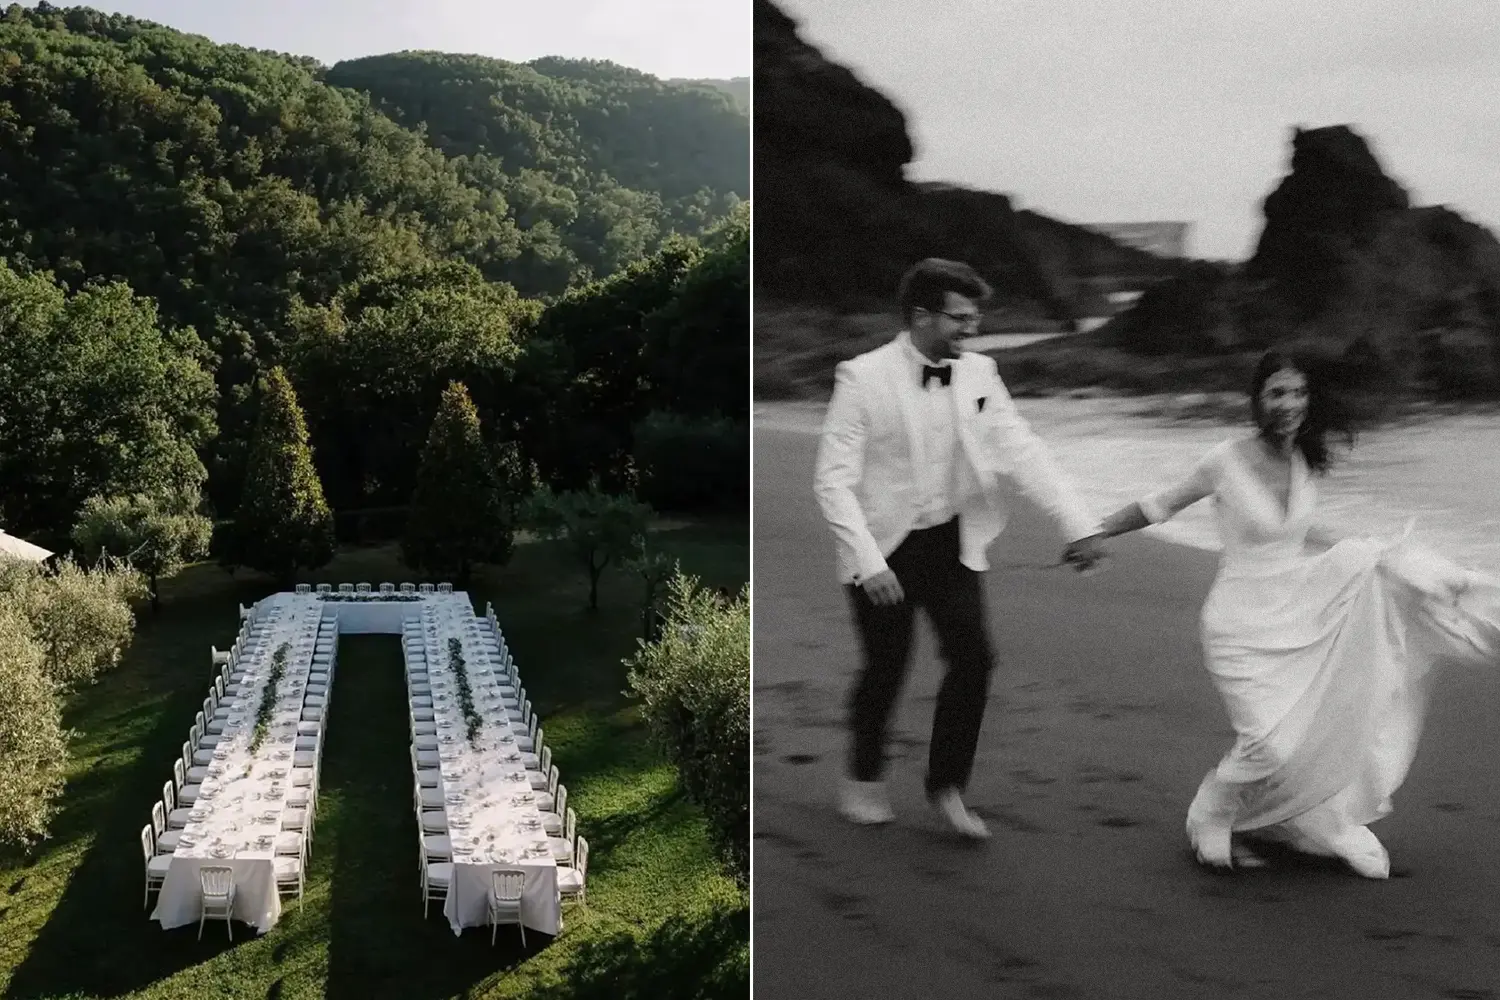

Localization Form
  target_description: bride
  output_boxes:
[1088,347,1500,878]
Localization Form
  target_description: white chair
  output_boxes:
[550,807,576,865]
[516,716,540,753]
[523,736,548,774]
[295,583,311,594]
[543,785,567,836]
[163,780,191,829]
[420,831,452,869]
[488,869,526,946]
[422,856,453,918]
[173,759,201,805]
[400,582,416,593]
[339,583,354,594]
[140,825,171,908]
[419,583,435,594]
[317,583,332,594]
[356,582,371,593]
[198,866,236,940]
[438,582,453,594]
[536,766,560,811]
[211,645,230,667]
[380,583,395,594]
[275,840,305,911]
[507,699,530,728]
[238,603,252,621]
[557,837,588,907]
[182,741,208,783]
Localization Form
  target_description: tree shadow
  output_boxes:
[321,636,557,1000]
[529,904,749,1000]
[3,611,260,999]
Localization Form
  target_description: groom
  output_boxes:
[814,258,1109,839]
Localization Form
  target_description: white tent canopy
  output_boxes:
[0,530,53,563]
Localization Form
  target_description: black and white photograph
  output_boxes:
[753,1,1500,995]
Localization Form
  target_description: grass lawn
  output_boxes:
[0,517,748,1000]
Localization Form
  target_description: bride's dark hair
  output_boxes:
[1249,346,1356,474]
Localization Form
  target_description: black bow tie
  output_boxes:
[922,364,952,388]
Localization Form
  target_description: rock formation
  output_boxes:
[1111,124,1500,393]
[753,0,1175,316]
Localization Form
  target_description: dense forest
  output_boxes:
[0,2,749,548]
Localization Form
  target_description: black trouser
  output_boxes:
[845,518,996,795]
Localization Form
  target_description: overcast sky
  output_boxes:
[772,0,1500,261]
[86,0,749,80]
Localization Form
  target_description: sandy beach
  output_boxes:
[752,417,1500,999]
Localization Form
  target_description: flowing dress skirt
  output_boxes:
[1187,529,1500,864]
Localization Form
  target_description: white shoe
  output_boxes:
[931,789,989,840]
[1188,817,1233,869]
[839,779,894,825]
[1338,826,1390,879]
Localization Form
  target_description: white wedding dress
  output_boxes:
[1140,437,1500,876]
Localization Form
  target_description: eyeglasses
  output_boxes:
[924,309,980,326]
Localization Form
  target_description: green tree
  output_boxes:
[624,538,678,640]
[0,263,217,545]
[0,600,67,852]
[71,489,214,612]
[626,572,749,886]
[640,210,749,422]
[521,241,703,492]
[285,263,534,510]
[231,367,335,584]
[402,381,514,583]
[525,483,653,611]
[0,555,148,691]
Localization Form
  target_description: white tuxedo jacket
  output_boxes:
[814,336,1101,585]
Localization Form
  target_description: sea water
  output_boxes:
[755,398,1500,573]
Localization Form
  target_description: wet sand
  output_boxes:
[752,420,1500,999]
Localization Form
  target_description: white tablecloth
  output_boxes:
[151,605,328,933]
[406,608,561,936]
[257,591,473,635]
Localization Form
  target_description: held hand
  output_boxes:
[860,568,905,606]
[1061,534,1109,574]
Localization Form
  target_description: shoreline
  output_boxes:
[755,387,1500,430]
[753,395,1500,570]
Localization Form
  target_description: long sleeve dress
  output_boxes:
[1139,438,1500,871]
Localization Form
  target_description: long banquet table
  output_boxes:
[405,603,563,936]
[151,602,329,933]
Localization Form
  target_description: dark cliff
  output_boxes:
[753,0,1178,318]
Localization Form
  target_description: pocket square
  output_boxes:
[977,396,987,412]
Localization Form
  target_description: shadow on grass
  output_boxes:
[321,636,554,1000]
[2,607,260,1000]
[529,905,749,1000]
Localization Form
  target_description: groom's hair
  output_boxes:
[898,258,992,326]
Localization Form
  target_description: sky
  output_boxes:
[85,0,749,80]
[773,0,1500,261]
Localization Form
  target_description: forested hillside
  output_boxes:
[0,2,748,544]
